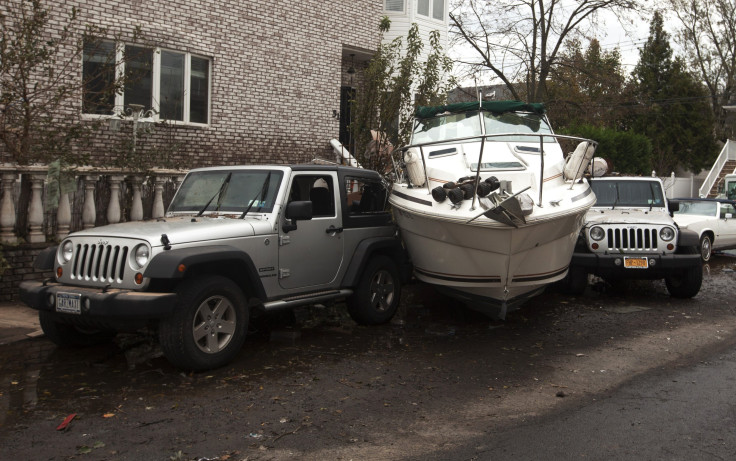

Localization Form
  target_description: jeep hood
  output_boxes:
[65,217,275,246]
[585,208,674,226]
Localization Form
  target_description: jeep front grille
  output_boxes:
[71,243,129,283]
[606,228,658,251]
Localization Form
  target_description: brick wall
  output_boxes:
[1,0,382,167]
[1,244,54,303]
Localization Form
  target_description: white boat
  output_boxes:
[389,100,598,317]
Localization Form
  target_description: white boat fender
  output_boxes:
[588,157,610,177]
[563,141,596,181]
[403,148,426,187]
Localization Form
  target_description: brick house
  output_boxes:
[0,0,448,168]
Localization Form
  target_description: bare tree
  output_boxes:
[450,0,638,102]
[0,0,146,166]
[668,0,736,140]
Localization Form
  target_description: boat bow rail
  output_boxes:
[397,131,598,217]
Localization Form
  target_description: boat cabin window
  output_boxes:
[345,177,387,214]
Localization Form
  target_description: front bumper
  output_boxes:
[570,252,701,280]
[19,281,177,320]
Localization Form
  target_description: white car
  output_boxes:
[673,198,736,262]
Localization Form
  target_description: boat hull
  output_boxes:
[391,194,588,315]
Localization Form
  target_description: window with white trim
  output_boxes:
[83,40,210,124]
[384,0,404,12]
[417,0,445,20]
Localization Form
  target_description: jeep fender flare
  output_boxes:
[341,237,408,287]
[676,229,700,249]
[144,245,267,301]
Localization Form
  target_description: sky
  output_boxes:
[448,6,676,86]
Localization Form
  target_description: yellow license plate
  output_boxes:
[623,257,649,269]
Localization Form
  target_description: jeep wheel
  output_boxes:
[159,275,248,371]
[664,247,703,298]
[347,255,401,325]
[39,310,116,347]
[699,234,712,262]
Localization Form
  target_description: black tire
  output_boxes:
[557,266,588,295]
[347,255,401,325]
[39,310,116,347]
[665,246,703,298]
[159,275,248,371]
[699,234,712,262]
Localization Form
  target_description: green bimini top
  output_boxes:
[414,100,546,119]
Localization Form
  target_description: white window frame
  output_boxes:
[384,0,405,13]
[83,41,211,126]
[417,0,446,22]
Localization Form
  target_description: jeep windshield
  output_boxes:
[591,180,665,208]
[168,170,283,215]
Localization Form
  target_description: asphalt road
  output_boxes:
[409,338,736,460]
[1,254,735,460]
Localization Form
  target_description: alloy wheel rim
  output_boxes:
[192,295,237,353]
[369,270,395,312]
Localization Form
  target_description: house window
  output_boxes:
[83,40,211,124]
[385,0,404,12]
[417,0,445,20]
[82,40,116,115]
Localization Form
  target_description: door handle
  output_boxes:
[326,226,344,234]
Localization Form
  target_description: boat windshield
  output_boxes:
[169,169,283,214]
[591,180,665,208]
[412,111,482,145]
[411,110,555,145]
[483,112,556,143]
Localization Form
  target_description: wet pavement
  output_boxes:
[1,253,736,460]
[0,303,42,345]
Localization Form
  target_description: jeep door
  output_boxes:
[279,172,344,289]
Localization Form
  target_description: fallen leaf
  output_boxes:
[56,413,77,431]
[103,413,115,418]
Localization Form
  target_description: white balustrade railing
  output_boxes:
[0,164,187,244]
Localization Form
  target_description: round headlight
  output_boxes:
[60,240,74,263]
[660,227,675,242]
[133,244,150,268]
[589,226,605,241]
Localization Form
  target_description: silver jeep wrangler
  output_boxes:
[20,165,408,370]
[563,176,702,297]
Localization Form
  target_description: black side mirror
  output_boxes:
[283,201,313,233]
[667,200,679,216]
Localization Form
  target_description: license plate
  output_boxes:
[623,257,649,269]
[56,292,82,314]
